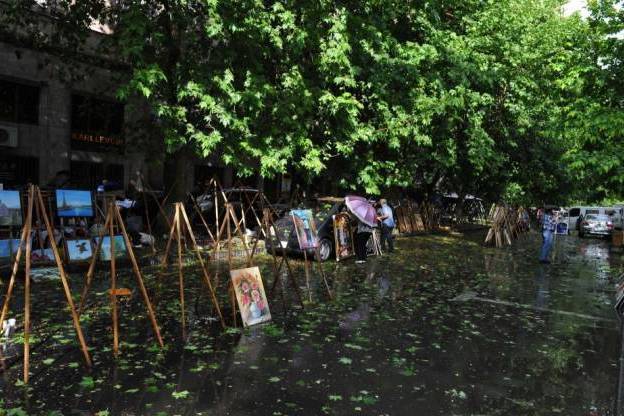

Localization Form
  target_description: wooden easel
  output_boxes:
[263,209,304,308]
[160,202,226,335]
[0,185,91,383]
[78,202,163,356]
[290,211,333,301]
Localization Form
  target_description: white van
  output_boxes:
[567,206,615,231]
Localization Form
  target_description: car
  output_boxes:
[579,214,614,238]
[266,197,348,262]
[568,206,614,231]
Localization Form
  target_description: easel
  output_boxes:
[160,202,226,336]
[262,208,304,308]
[78,202,163,356]
[290,212,332,301]
[0,185,91,383]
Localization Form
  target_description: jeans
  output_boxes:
[380,224,394,252]
[539,230,554,261]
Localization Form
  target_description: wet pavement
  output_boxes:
[0,230,622,415]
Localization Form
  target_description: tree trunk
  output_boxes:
[172,147,192,202]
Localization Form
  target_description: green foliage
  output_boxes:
[4,0,624,202]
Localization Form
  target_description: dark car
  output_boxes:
[579,214,614,238]
[266,197,347,262]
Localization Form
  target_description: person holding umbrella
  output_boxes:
[345,195,378,264]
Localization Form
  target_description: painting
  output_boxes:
[95,235,127,261]
[0,190,22,226]
[55,190,94,217]
[291,209,319,250]
[66,239,94,262]
[32,248,54,263]
[333,213,354,261]
[230,267,272,327]
[0,239,10,261]
[9,239,21,257]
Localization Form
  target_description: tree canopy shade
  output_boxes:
[3,0,624,204]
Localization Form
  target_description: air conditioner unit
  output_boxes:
[0,125,18,148]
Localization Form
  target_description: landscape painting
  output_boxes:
[333,213,354,261]
[291,209,319,250]
[56,190,94,217]
[95,235,127,261]
[32,248,54,263]
[230,267,271,327]
[0,190,22,226]
[66,239,93,262]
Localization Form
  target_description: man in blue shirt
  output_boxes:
[539,208,557,264]
[377,199,395,253]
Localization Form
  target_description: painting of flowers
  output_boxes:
[230,266,271,327]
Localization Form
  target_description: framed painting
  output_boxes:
[65,238,94,263]
[55,190,94,217]
[0,190,22,226]
[31,248,54,263]
[333,213,354,261]
[230,266,272,327]
[290,209,319,250]
[94,235,127,261]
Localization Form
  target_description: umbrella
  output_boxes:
[345,195,377,227]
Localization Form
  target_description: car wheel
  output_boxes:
[316,238,333,262]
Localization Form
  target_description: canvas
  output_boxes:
[0,239,10,260]
[66,239,94,262]
[32,248,54,263]
[291,209,319,250]
[56,190,94,217]
[95,235,127,261]
[230,267,272,327]
[0,190,22,226]
[9,239,21,257]
[333,213,354,261]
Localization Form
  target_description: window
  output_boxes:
[0,79,39,124]
[586,209,599,215]
[569,208,580,217]
[71,94,124,152]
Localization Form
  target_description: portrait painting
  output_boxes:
[333,213,354,261]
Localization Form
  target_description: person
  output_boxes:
[355,219,373,264]
[377,198,395,253]
[539,207,557,264]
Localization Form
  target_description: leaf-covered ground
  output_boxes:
[0,231,619,415]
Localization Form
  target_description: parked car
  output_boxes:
[266,197,347,262]
[568,206,614,231]
[579,214,614,238]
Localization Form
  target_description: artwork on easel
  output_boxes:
[0,190,22,226]
[55,190,94,217]
[95,235,127,261]
[32,248,55,263]
[230,267,272,327]
[9,238,21,257]
[66,239,94,262]
[291,209,318,249]
[333,213,354,261]
[0,239,10,262]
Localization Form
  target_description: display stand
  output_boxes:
[159,202,226,335]
[78,202,163,356]
[263,209,304,308]
[0,185,91,383]
[290,212,332,301]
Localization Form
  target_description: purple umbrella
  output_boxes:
[345,195,377,227]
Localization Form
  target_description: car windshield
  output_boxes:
[587,214,609,221]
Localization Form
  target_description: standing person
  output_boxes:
[355,219,373,264]
[377,198,395,253]
[539,207,557,264]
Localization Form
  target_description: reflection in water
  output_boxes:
[0,232,621,415]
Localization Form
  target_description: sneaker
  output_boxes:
[355,260,366,264]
